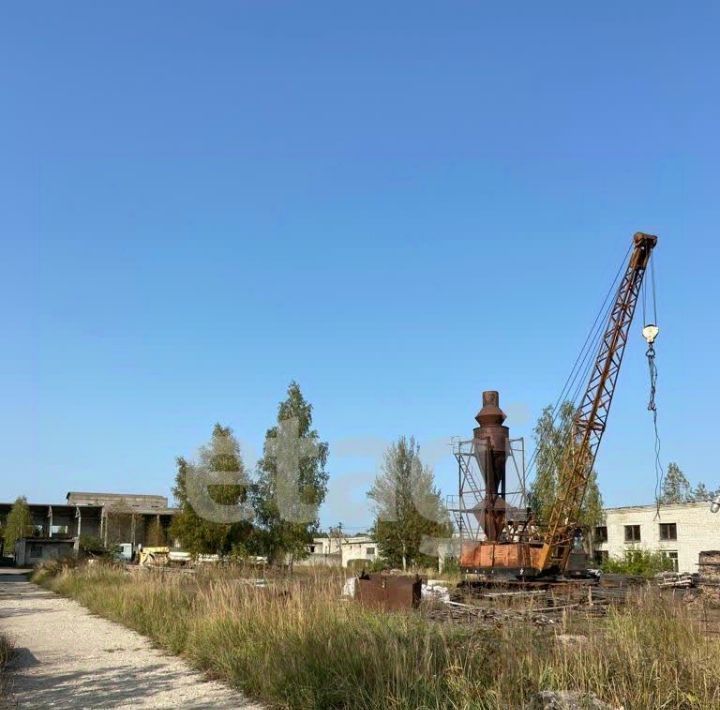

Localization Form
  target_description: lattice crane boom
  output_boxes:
[537,232,658,571]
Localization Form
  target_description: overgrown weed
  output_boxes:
[34,565,720,709]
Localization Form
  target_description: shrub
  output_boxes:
[601,548,675,577]
[77,534,113,557]
[441,556,461,574]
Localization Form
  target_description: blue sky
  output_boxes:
[2,2,719,531]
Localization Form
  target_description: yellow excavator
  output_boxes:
[138,546,193,566]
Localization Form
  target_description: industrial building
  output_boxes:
[0,491,178,561]
[593,501,720,573]
[13,538,76,566]
[304,534,379,568]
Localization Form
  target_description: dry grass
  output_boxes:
[34,564,720,709]
[0,634,14,702]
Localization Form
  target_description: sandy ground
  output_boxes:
[0,570,262,709]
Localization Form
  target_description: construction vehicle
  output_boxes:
[459,232,658,576]
[138,546,170,566]
[138,547,195,566]
[117,543,134,562]
[137,546,204,566]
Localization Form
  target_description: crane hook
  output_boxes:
[643,323,659,347]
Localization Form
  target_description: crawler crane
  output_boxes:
[460,232,658,575]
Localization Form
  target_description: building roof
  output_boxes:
[0,499,177,517]
[603,501,714,513]
[312,534,375,544]
[66,491,167,502]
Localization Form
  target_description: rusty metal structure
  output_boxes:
[459,232,658,576]
[450,391,531,573]
[356,574,422,611]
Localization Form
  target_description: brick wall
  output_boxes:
[594,502,720,573]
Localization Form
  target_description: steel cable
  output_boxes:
[525,243,631,480]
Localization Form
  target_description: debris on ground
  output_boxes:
[655,571,697,589]
[422,580,450,604]
[342,577,357,598]
[422,599,557,627]
[555,634,588,648]
[699,551,720,604]
[532,690,622,710]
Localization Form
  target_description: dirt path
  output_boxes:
[0,571,261,709]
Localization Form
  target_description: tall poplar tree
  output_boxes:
[170,423,253,555]
[252,382,329,567]
[659,462,692,504]
[528,403,604,539]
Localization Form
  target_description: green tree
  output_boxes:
[691,481,711,502]
[105,498,133,546]
[689,481,720,502]
[367,436,451,571]
[659,462,692,504]
[528,402,604,539]
[170,423,253,555]
[4,496,33,552]
[145,517,167,547]
[252,382,329,568]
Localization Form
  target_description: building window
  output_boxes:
[594,526,608,543]
[593,550,609,565]
[661,550,679,572]
[366,547,375,556]
[624,525,641,543]
[308,545,316,554]
[659,523,677,541]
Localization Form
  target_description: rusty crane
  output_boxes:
[458,232,658,576]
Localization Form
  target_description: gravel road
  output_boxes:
[0,571,261,709]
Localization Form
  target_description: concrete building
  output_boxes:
[593,502,720,574]
[0,492,178,559]
[304,534,380,568]
[14,538,75,566]
[340,535,379,568]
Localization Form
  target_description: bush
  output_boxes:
[441,556,461,575]
[77,535,109,556]
[367,558,390,573]
[601,548,675,578]
[344,558,393,574]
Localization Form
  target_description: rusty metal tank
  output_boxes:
[473,391,509,542]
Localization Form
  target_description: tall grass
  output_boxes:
[34,565,720,709]
[0,634,14,702]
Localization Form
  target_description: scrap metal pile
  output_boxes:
[348,572,636,629]
[699,551,720,604]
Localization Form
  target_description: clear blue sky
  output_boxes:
[2,2,719,531]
